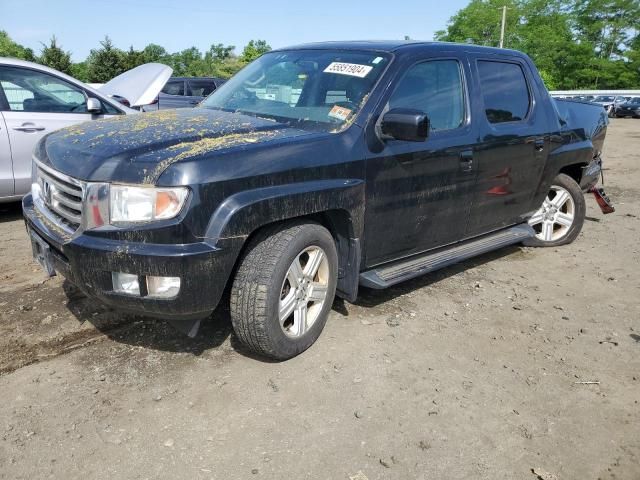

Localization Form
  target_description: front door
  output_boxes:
[0,65,112,196]
[364,56,478,267]
[464,56,548,236]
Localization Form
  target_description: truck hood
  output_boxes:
[98,63,172,107]
[39,108,316,184]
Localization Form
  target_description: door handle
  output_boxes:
[534,138,545,152]
[459,150,474,172]
[13,125,45,132]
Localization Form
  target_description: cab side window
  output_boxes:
[477,61,530,124]
[388,60,465,131]
[162,80,185,96]
[189,79,216,97]
[0,66,88,113]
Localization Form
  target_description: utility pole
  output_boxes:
[499,6,507,48]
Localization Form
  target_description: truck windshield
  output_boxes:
[201,50,390,132]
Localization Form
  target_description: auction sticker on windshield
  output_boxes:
[324,62,373,78]
[328,105,353,121]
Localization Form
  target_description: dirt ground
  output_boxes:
[0,119,639,480]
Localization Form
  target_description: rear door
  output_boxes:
[364,54,478,266]
[464,56,548,236]
[0,65,119,197]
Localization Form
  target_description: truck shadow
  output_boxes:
[62,280,234,357]
[63,244,527,362]
[0,201,23,223]
[352,245,524,310]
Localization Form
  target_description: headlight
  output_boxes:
[110,185,189,223]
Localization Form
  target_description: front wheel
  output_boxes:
[524,173,586,247]
[230,221,338,360]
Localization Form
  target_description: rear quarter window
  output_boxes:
[477,60,530,124]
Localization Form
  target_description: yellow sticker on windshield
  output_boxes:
[324,62,373,78]
[328,105,353,121]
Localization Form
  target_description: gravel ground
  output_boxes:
[0,119,638,480]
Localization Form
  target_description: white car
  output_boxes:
[0,59,172,202]
[591,95,627,117]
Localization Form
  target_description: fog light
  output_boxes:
[147,276,180,298]
[112,272,140,295]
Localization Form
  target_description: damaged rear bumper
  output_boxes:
[579,155,615,214]
[23,193,238,321]
[579,155,603,192]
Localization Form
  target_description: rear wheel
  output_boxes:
[524,173,586,247]
[230,221,338,360]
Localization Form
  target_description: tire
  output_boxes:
[523,173,586,247]
[230,221,338,360]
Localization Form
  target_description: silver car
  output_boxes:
[0,58,171,202]
[592,95,627,117]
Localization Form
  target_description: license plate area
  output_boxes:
[29,229,56,277]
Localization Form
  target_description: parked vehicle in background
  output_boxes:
[0,59,172,202]
[568,95,595,102]
[143,77,226,111]
[23,41,612,360]
[592,95,626,117]
[614,97,640,118]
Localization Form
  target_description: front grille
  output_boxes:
[36,164,84,231]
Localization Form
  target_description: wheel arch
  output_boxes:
[559,162,588,185]
[205,180,365,302]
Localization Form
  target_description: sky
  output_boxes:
[0,0,469,61]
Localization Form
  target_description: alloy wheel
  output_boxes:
[528,186,576,242]
[279,246,330,338]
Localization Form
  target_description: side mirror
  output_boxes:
[380,108,429,142]
[86,97,103,114]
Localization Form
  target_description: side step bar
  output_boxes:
[359,224,534,289]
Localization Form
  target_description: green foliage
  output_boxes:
[241,40,271,63]
[170,47,203,76]
[434,0,520,47]
[208,43,235,62]
[435,0,640,89]
[122,46,145,71]
[538,69,558,90]
[39,36,72,75]
[141,44,170,64]
[86,36,125,83]
[0,30,36,61]
[69,61,89,82]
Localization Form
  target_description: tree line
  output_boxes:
[1,0,638,89]
[435,0,639,89]
[0,32,270,83]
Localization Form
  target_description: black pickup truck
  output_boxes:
[23,41,612,360]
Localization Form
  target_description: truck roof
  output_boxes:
[276,40,525,57]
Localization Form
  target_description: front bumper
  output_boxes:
[23,193,239,321]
